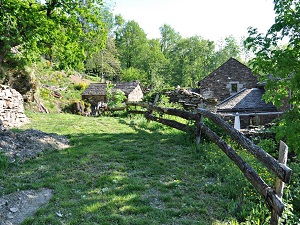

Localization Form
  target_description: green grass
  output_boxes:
[1,112,299,224]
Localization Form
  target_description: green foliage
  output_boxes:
[116,20,148,69]
[120,67,146,83]
[274,109,300,154]
[166,36,216,87]
[257,138,278,157]
[108,89,127,108]
[142,87,173,103]
[105,83,127,108]
[214,35,242,67]
[73,81,89,91]
[39,87,51,100]
[245,0,300,155]
[159,24,182,55]
[85,37,121,80]
[0,0,107,71]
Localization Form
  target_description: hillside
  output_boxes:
[1,60,99,114]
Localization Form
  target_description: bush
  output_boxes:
[74,81,89,90]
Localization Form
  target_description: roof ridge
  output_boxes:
[217,88,247,106]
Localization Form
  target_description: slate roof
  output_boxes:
[198,58,258,86]
[197,58,259,102]
[217,88,278,113]
[81,83,107,96]
[82,81,140,96]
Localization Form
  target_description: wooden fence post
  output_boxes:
[270,141,289,225]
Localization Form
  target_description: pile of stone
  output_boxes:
[0,85,28,129]
[0,129,70,163]
[166,88,218,111]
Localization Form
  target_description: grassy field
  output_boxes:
[1,112,299,224]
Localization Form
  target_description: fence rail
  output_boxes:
[126,102,292,223]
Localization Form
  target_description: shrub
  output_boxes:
[74,81,88,90]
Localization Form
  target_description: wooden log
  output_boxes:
[144,113,196,134]
[199,122,284,217]
[127,110,146,114]
[127,102,198,120]
[149,105,198,120]
[109,106,126,111]
[196,108,292,184]
[270,141,289,224]
[33,95,49,113]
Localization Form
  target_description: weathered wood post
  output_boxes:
[270,141,289,225]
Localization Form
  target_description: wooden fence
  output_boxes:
[126,102,292,224]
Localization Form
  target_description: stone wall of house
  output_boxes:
[128,85,144,102]
[0,85,28,129]
[198,58,259,102]
[166,88,218,111]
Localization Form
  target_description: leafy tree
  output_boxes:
[0,0,107,70]
[85,37,121,81]
[105,83,126,108]
[168,36,215,87]
[245,0,300,154]
[114,14,125,45]
[159,24,182,56]
[116,20,148,69]
[140,39,168,89]
[120,67,146,83]
[215,35,241,67]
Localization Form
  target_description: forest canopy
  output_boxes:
[0,0,242,88]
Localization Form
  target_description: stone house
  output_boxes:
[81,81,143,107]
[217,87,281,129]
[197,58,281,129]
[198,58,259,102]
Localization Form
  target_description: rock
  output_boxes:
[0,129,70,163]
[0,189,54,225]
[0,85,29,129]
[9,208,18,213]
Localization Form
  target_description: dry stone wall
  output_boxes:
[166,88,218,111]
[0,85,28,129]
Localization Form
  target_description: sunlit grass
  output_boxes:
[2,112,297,224]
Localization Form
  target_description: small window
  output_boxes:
[231,83,238,93]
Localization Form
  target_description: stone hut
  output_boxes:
[82,81,143,106]
[0,85,28,129]
[198,58,259,102]
[217,88,280,129]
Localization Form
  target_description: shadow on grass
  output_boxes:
[2,121,245,225]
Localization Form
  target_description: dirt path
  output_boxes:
[0,189,53,225]
[0,129,70,224]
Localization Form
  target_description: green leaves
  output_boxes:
[0,0,107,70]
[245,0,300,155]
